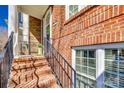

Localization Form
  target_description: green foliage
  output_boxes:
[38,44,43,48]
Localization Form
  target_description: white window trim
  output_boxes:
[65,5,87,20]
[43,7,52,44]
[72,43,124,88]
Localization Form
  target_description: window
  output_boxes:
[66,5,87,20]
[73,43,124,88]
[75,50,96,88]
[104,49,124,88]
[69,5,78,17]
[18,12,23,27]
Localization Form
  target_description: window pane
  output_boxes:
[119,61,124,74]
[105,60,118,73]
[76,74,89,88]
[88,68,96,77]
[69,5,78,17]
[105,49,118,60]
[73,5,78,12]
[46,25,50,34]
[69,5,73,11]
[104,49,124,88]
[75,50,96,88]
[105,72,118,87]
[89,50,96,58]
[88,59,96,68]
[76,65,81,72]
[119,49,124,61]
[76,50,81,57]
[46,12,50,24]
[88,79,96,87]
[119,76,124,87]
[82,66,87,74]
[76,58,81,65]
[82,58,87,66]
[82,50,87,57]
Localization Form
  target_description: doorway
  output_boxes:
[43,8,52,53]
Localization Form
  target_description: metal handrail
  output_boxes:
[0,32,14,88]
[43,37,76,88]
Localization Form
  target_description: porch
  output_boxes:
[0,5,77,88]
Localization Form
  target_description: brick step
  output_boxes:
[14,56,46,62]
[50,83,60,88]
[12,60,48,70]
[15,79,37,88]
[8,56,59,88]
[8,72,37,88]
[8,66,52,87]
[38,74,57,88]
[10,66,52,83]
[14,74,57,88]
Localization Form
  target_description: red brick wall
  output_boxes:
[52,5,124,64]
[29,16,42,54]
[29,16,41,43]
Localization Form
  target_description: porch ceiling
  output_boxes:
[17,5,49,19]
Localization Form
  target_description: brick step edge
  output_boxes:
[12,61,48,70]
[14,57,46,62]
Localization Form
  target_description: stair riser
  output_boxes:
[10,69,52,84]
[38,78,57,88]
[12,63,48,70]
[14,57,46,63]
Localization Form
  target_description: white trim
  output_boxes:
[43,7,52,43]
[73,43,124,50]
[72,49,76,70]
[72,49,76,88]
[50,7,52,44]
[8,5,19,57]
[65,5,69,20]
[65,5,87,20]
[96,49,105,88]
[78,5,87,11]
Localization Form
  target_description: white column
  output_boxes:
[72,49,76,88]
[8,5,18,57]
[96,49,105,88]
[23,13,29,42]
[8,5,17,37]
[65,5,69,20]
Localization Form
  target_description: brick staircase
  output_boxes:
[8,56,59,88]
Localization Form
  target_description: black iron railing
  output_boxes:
[43,38,76,88]
[0,32,14,88]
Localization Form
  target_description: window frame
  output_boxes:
[65,5,87,20]
[72,43,124,88]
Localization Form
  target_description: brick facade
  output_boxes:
[51,5,124,63]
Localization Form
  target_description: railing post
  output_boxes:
[43,36,77,88]
[73,71,76,88]
[0,62,1,87]
[0,32,14,88]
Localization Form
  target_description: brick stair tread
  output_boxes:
[14,74,57,88]
[38,74,57,88]
[15,79,37,88]
[50,83,60,88]
[14,57,46,62]
[12,61,48,70]
[11,65,52,82]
